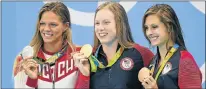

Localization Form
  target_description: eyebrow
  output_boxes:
[103,19,110,21]
[95,18,111,21]
[39,20,58,24]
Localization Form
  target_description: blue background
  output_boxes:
[2,1,205,88]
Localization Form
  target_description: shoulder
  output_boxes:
[180,50,194,60]
[133,44,152,54]
[179,50,198,67]
[70,44,82,51]
[178,50,202,88]
[132,43,154,57]
[179,50,200,74]
[132,43,154,66]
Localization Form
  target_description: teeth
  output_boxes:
[149,36,158,41]
[99,33,108,37]
[151,37,158,40]
[44,33,53,37]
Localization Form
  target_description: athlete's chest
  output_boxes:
[38,54,78,82]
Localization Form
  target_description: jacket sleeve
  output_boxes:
[74,71,90,89]
[74,46,90,89]
[13,55,26,88]
[13,55,37,88]
[134,44,154,67]
[26,77,38,88]
[178,51,202,89]
[13,56,22,77]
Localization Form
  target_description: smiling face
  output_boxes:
[94,9,118,45]
[39,11,67,44]
[144,14,170,47]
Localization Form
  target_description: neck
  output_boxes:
[102,41,118,60]
[43,40,63,53]
[158,40,174,61]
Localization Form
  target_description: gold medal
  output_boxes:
[80,44,93,58]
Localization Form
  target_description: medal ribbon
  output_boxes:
[151,44,179,81]
[89,45,124,72]
[33,43,68,76]
[33,44,68,64]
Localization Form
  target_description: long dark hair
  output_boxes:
[142,4,186,50]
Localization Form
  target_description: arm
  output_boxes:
[13,55,37,88]
[178,51,202,89]
[26,77,38,88]
[13,55,26,88]
[73,46,90,89]
[75,71,90,89]
[13,56,22,77]
[134,44,154,67]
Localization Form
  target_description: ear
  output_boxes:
[64,22,70,31]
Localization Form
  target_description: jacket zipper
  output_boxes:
[49,63,56,89]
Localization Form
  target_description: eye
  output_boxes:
[151,24,158,29]
[95,22,100,25]
[144,25,148,31]
[50,23,57,28]
[39,22,45,26]
[103,21,110,25]
[105,21,110,24]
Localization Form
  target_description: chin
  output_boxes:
[99,41,107,44]
[99,40,109,44]
[151,43,159,47]
[43,39,53,43]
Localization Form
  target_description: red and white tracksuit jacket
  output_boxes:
[13,45,89,88]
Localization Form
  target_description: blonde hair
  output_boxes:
[13,2,74,87]
[94,2,134,49]
[30,2,74,57]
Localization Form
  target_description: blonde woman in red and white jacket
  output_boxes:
[13,2,90,88]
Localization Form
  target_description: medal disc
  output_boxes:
[138,67,151,82]
[21,46,34,59]
[80,44,93,58]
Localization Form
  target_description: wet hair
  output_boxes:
[142,4,186,50]
[94,1,135,49]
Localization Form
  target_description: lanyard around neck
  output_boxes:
[33,43,68,65]
[90,45,124,72]
[33,44,68,76]
[151,44,179,81]
[45,45,67,64]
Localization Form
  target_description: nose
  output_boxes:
[96,24,105,32]
[43,24,51,31]
[146,28,153,37]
